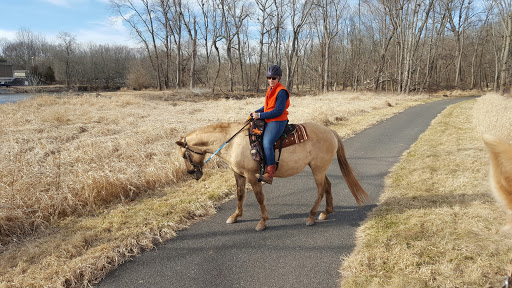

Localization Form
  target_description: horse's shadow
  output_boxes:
[233,204,377,230]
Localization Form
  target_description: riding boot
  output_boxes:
[259,165,276,185]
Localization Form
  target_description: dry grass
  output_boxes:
[340,94,512,287]
[0,169,235,287]
[473,93,512,142]
[0,90,440,287]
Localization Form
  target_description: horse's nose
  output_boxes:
[187,170,195,175]
[194,170,203,180]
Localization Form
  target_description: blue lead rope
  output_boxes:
[204,142,227,164]
[203,119,251,165]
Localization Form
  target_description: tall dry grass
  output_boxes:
[1,95,184,245]
[473,93,512,141]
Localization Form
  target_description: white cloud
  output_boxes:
[40,0,73,7]
[108,15,130,32]
[40,0,98,8]
[0,19,137,48]
[0,29,17,41]
[75,15,137,46]
[77,29,134,46]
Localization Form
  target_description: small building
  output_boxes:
[0,63,13,77]
[0,63,15,85]
[0,64,28,86]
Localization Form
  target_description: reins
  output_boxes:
[183,137,206,172]
[204,119,251,164]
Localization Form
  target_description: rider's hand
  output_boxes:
[251,112,260,119]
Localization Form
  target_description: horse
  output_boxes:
[483,134,512,221]
[483,135,512,284]
[176,121,368,231]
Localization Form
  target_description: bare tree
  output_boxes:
[198,0,214,85]
[2,29,49,71]
[178,1,198,89]
[210,0,224,93]
[470,9,491,89]
[445,0,475,87]
[284,0,313,92]
[488,0,512,94]
[361,0,396,90]
[218,0,250,92]
[417,1,448,92]
[385,0,434,93]
[315,0,347,93]
[110,0,163,90]
[170,0,185,89]
[156,0,173,89]
[254,0,273,92]
[57,32,76,87]
[82,43,133,88]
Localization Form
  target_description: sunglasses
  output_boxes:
[267,77,278,80]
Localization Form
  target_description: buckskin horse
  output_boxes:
[176,121,368,231]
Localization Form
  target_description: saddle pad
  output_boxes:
[274,124,308,150]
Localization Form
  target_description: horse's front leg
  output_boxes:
[226,172,246,224]
[248,178,268,231]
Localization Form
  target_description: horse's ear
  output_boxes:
[176,140,185,147]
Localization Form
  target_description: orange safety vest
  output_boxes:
[264,82,290,123]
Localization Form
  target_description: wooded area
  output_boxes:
[1,0,512,94]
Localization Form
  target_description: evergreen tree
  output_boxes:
[43,66,56,84]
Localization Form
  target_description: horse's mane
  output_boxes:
[187,121,245,141]
[197,121,244,133]
[211,122,235,130]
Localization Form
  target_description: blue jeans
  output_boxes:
[263,120,287,166]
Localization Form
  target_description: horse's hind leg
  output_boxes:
[318,176,333,221]
[307,171,328,226]
[226,172,246,224]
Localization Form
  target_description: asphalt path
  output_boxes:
[98,97,472,288]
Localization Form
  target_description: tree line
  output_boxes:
[1,0,511,94]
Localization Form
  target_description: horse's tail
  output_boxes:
[332,130,368,206]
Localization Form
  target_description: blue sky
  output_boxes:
[0,0,135,46]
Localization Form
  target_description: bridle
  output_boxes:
[183,137,206,175]
[180,119,251,178]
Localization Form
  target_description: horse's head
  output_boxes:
[176,137,206,180]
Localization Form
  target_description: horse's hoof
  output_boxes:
[255,222,266,231]
[306,219,316,226]
[226,216,237,224]
[318,212,328,221]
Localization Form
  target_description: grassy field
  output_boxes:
[340,93,512,287]
[0,89,441,287]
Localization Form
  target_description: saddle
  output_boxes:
[274,123,308,150]
[248,119,309,168]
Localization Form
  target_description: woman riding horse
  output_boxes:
[176,67,368,231]
[250,65,289,184]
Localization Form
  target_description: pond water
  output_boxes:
[0,91,34,104]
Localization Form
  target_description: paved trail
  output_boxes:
[98,97,471,288]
